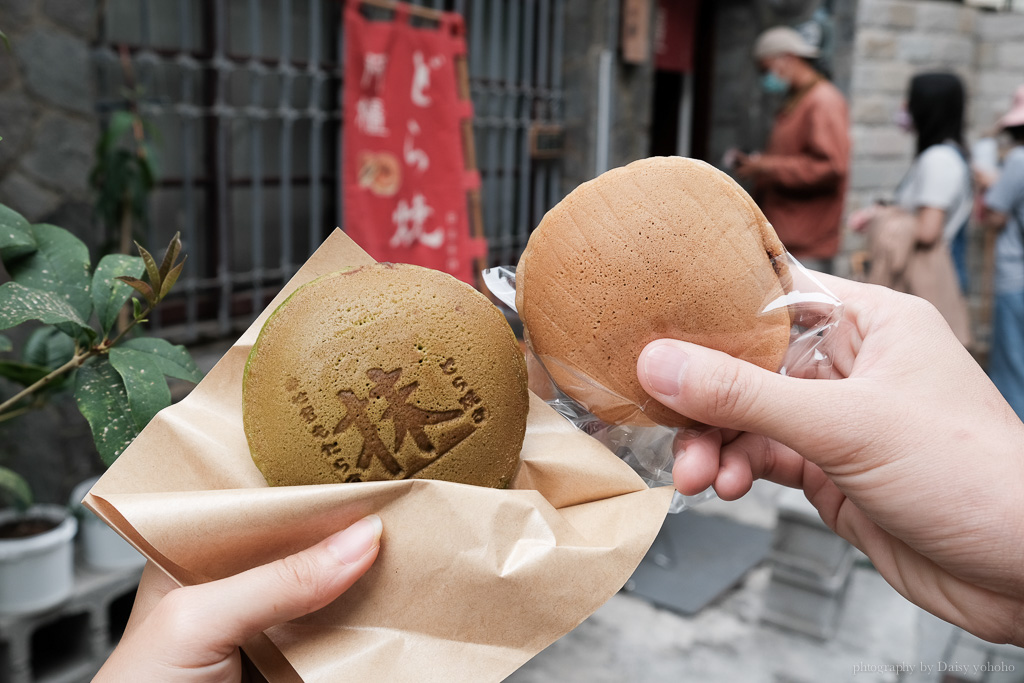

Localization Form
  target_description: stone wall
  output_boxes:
[846,0,977,228]
[560,0,657,195]
[845,1,1024,254]
[843,0,1024,347]
[970,10,1024,147]
[0,0,100,242]
[0,0,105,504]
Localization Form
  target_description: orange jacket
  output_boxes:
[755,79,850,260]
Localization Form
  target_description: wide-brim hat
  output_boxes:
[999,85,1024,129]
[753,26,820,60]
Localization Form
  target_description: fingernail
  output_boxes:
[642,344,688,397]
[328,515,383,565]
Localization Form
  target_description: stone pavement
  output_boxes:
[507,480,1024,683]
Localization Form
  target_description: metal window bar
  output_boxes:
[95,0,565,343]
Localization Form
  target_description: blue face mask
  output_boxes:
[760,71,790,95]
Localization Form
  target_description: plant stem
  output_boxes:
[0,302,154,419]
[117,199,134,334]
[0,352,88,417]
[0,405,32,423]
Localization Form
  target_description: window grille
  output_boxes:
[95,0,566,342]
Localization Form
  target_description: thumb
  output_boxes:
[172,515,383,651]
[638,340,837,454]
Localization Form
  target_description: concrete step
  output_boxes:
[0,562,141,683]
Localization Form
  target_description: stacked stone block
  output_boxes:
[761,488,857,641]
[0,562,140,683]
[0,0,99,238]
[973,12,1024,143]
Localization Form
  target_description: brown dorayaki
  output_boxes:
[243,263,529,488]
[515,156,791,428]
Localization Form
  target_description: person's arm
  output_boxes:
[747,95,848,192]
[983,153,1024,235]
[911,146,969,246]
[637,276,1024,646]
[914,206,946,245]
[980,207,1008,233]
[95,515,383,683]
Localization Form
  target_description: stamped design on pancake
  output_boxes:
[289,357,487,482]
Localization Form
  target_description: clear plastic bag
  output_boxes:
[483,254,845,513]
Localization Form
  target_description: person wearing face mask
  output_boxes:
[730,26,850,274]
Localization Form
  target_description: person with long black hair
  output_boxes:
[849,72,974,345]
[895,72,974,293]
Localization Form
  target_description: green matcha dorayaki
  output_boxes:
[243,263,529,488]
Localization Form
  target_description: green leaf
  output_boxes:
[17,328,74,394]
[93,254,145,336]
[0,30,10,53]
[22,327,76,370]
[108,347,170,431]
[132,297,143,319]
[135,241,161,291]
[120,337,203,383]
[5,223,92,322]
[0,282,91,333]
[116,276,155,305]
[98,111,136,155]
[0,334,10,353]
[74,358,139,466]
[0,467,33,512]
[0,360,50,386]
[0,203,36,263]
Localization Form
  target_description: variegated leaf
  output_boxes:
[0,204,36,263]
[93,254,145,336]
[120,337,203,383]
[74,359,139,467]
[108,347,171,431]
[6,223,92,322]
[0,282,91,333]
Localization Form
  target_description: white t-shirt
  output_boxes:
[894,143,973,243]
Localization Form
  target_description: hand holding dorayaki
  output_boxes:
[638,273,1024,647]
[95,516,382,683]
[515,156,794,428]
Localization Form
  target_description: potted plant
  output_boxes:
[0,202,200,611]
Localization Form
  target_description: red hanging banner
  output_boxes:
[342,1,485,285]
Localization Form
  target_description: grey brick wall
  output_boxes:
[843,0,1024,352]
[846,0,978,231]
[0,1,105,505]
[0,0,100,243]
[845,1,1024,260]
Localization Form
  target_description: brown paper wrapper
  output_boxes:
[84,230,673,682]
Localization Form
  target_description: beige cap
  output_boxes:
[753,26,820,60]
